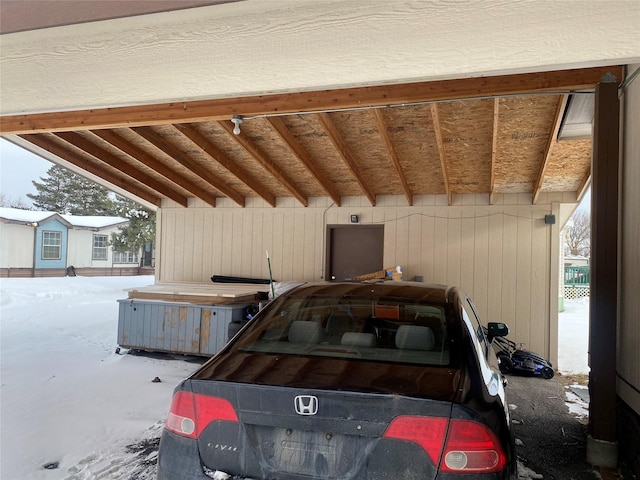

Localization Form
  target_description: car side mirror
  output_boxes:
[487,322,509,342]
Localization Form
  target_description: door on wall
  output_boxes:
[326,225,384,280]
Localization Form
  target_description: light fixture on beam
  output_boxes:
[231,115,244,135]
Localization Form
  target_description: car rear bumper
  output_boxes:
[157,428,516,480]
[157,430,208,480]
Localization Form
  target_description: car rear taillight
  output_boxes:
[383,416,506,474]
[440,419,506,473]
[165,391,239,439]
[382,416,449,464]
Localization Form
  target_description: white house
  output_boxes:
[0,207,146,277]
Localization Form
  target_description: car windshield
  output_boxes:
[233,286,454,367]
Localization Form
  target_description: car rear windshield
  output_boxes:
[232,289,456,367]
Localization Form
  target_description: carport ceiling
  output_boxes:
[0,66,621,208]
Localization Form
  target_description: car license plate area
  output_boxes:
[250,426,366,478]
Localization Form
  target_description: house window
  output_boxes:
[113,251,139,264]
[42,231,61,260]
[93,234,108,260]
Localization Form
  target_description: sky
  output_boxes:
[0,275,589,480]
[0,139,53,206]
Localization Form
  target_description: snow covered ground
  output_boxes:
[557,296,590,375]
[0,276,200,480]
[0,276,590,480]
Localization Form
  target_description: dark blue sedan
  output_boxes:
[157,281,515,479]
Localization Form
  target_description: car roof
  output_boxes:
[282,280,456,305]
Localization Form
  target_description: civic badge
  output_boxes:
[294,395,318,416]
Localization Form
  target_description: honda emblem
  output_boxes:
[294,395,318,416]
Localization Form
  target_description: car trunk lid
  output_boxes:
[190,380,454,479]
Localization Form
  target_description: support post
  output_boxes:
[587,73,620,468]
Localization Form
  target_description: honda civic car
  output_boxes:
[157,281,515,479]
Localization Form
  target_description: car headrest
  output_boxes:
[395,325,435,351]
[288,321,324,344]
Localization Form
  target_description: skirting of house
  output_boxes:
[564,286,590,299]
[0,267,155,278]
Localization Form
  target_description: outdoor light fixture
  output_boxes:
[350,214,359,223]
[231,115,243,135]
[544,214,556,225]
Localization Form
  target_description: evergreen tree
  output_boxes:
[67,175,116,216]
[28,165,73,212]
[110,196,156,255]
[28,165,115,215]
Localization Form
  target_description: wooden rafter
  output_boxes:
[430,104,451,205]
[266,117,341,206]
[19,134,161,206]
[89,129,218,207]
[132,126,246,207]
[173,123,276,207]
[217,120,308,207]
[3,67,607,210]
[489,98,500,205]
[533,95,569,204]
[0,67,621,135]
[373,109,412,206]
[316,113,376,206]
[53,131,188,207]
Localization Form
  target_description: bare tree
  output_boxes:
[0,193,31,209]
[565,210,591,257]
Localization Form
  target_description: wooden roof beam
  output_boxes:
[489,98,500,205]
[172,123,276,207]
[373,109,412,206]
[430,104,452,205]
[533,95,569,204]
[19,133,161,207]
[266,116,341,206]
[53,131,189,207]
[217,120,308,207]
[133,126,246,207]
[89,129,218,208]
[0,67,622,135]
[316,113,376,206]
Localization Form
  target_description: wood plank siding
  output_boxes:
[158,192,570,364]
[619,63,640,415]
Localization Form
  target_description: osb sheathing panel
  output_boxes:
[162,123,278,198]
[381,105,445,194]
[329,110,401,195]
[282,113,364,197]
[542,139,592,192]
[245,117,326,197]
[493,95,560,193]
[437,100,494,194]
[80,129,194,201]
[113,126,227,198]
